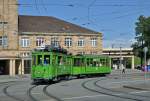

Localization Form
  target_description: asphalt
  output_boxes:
[0,70,150,91]
[123,80,150,91]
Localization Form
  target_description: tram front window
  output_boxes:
[44,55,50,65]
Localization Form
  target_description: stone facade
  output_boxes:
[0,0,20,76]
[0,0,18,50]
[18,33,102,55]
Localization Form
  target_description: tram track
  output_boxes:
[81,78,147,101]
[43,85,62,101]
[3,85,24,101]
[2,81,26,101]
[27,85,39,101]
[27,84,62,101]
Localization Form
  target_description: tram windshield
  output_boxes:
[44,55,50,65]
[37,55,42,65]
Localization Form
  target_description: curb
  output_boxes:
[123,85,149,91]
[0,80,17,84]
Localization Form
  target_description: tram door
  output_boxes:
[66,56,72,74]
[73,57,85,74]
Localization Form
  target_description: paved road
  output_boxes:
[0,70,150,101]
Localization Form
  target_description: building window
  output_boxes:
[0,36,2,46]
[0,36,8,47]
[36,37,44,47]
[3,36,8,47]
[65,38,72,47]
[78,38,84,47]
[90,51,97,55]
[51,37,59,47]
[21,37,30,47]
[0,22,8,29]
[91,38,97,47]
[77,51,85,55]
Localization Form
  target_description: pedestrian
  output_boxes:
[0,66,4,75]
[122,66,125,74]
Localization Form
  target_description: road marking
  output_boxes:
[108,79,150,84]
[130,91,150,94]
[62,94,108,100]
[63,93,129,100]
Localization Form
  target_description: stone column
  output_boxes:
[21,59,24,75]
[109,58,112,68]
[131,56,135,70]
[18,59,24,75]
[9,60,13,76]
[9,59,15,76]
[12,60,16,75]
[18,60,22,75]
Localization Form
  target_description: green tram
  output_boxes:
[31,47,111,82]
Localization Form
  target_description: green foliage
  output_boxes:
[132,15,150,58]
[134,56,141,65]
[126,58,131,69]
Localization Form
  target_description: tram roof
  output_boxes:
[73,54,110,58]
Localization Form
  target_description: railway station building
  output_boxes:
[0,0,102,76]
[102,48,135,70]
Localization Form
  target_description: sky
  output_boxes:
[18,0,150,48]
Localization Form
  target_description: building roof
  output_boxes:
[18,15,99,34]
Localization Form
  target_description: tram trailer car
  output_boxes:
[31,48,111,82]
[71,54,111,77]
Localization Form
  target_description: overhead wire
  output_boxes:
[41,0,48,13]
[87,0,97,23]
[34,0,41,14]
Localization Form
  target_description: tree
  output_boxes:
[132,15,150,66]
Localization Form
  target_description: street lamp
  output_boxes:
[143,47,148,80]
[120,45,122,70]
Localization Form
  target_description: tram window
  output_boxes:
[58,56,65,65]
[32,56,36,65]
[87,58,90,66]
[44,55,50,65]
[93,59,99,67]
[100,59,106,66]
[106,58,109,66]
[88,58,94,67]
[86,58,92,66]
[74,58,83,66]
[37,55,42,65]
[58,56,64,65]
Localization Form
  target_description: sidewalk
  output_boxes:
[0,74,30,83]
[111,69,143,75]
